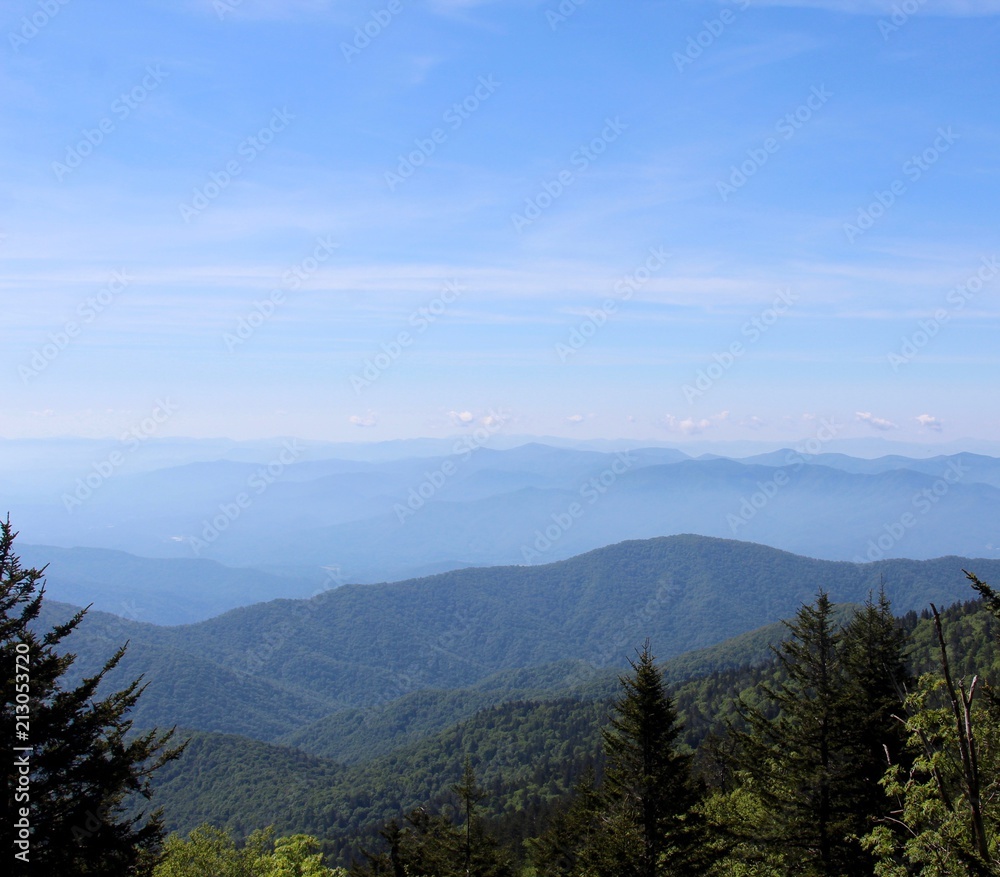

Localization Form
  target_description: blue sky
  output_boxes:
[2,0,998,445]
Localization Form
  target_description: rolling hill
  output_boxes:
[36,535,1000,744]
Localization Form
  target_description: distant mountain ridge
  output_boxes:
[38,534,1000,745]
[9,444,1000,614]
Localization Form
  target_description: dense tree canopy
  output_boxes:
[1,517,181,876]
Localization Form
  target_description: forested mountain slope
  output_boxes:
[38,536,1000,743]
[141,592,1000,866]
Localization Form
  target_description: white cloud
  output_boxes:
[480,412,505,430]
[855,411,897,431]
[916,413,944,432]
[448,410,475,426]
[661,411,728,435]
[348,411,377,428]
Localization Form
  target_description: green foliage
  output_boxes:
[863,675,1000,876]
[37,537,1000,745]
[154,824,347,877]
[133,589,1000,870]
[349,762,514,877]
[147,697,608,865]
[599,642,712,876]
[527,769,604,876]
[727,591,911,876]
[146,731,344,840]
[863,572,1000,876]
[26,535,1000,877]
[1,517,181,876]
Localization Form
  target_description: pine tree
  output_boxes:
[352,763,513,877]
[528,768,606,876]
[864,572,1000,875]
[1,517,182,876]
[598,640,712,877]
[731,592,860,875]
[454,757,486,875]
[839,589,912,859]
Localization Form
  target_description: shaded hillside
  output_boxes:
[144,592,1000,866]
[38,536,1000,743]
[16,543,321,624]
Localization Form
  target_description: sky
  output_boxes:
[2,0,998,447]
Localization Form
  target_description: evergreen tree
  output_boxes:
[839,589,912,855]
[454,757,486,875]
[598,640,712,877]
[351,764,513,877]
[731,592,861,875]
[1,517,182,876]
[528,768,606,876]
[864,572,1000,875]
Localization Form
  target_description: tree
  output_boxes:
[864,572,1000,876]
[154,824,348,877]
[730,592,862,875]
[351,763,513,877]
[451,758,512,877]
[839,590,913,850]
[598,640,712,877]
[1,516,182,875]
[528,768,607,877]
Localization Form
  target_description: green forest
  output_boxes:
[7,517,1000,875]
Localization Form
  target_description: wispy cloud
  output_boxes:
[856,411,897,431]
[915,413,944,432]
[448,410,475,426]
[661,411,730,436]
[348,411,378,428]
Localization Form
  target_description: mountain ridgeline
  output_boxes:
[134,582,1000,870]
[39,535,1000,742]
[15,522,1000,873]
[10,443,1000,611]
